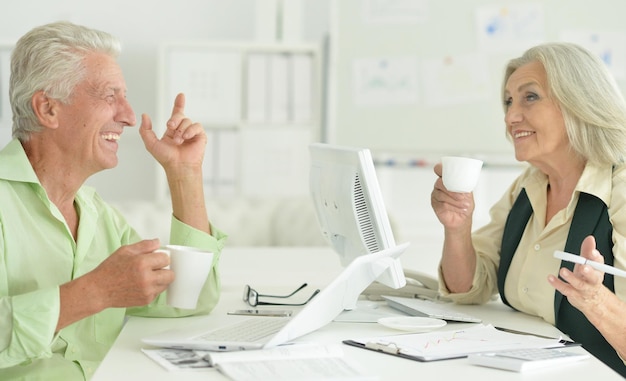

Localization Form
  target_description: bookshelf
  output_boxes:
[157,41,323,201]
[0,44,13,149]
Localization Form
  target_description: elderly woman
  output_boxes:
[431,42,626,376]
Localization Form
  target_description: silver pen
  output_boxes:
[554,250,626,278]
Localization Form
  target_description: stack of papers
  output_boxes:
[143,344,376,381]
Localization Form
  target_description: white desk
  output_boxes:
[92,246,623,380]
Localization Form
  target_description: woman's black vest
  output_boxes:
[498,189,625,377]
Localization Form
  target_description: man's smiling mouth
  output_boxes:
[101,133,120,141]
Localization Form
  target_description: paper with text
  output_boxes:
[347,324,564,361]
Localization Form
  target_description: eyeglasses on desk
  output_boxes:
[243,283,320,307]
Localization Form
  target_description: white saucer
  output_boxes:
[377,316,447,332]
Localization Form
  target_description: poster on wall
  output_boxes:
[361,0,429,25]
[352,56,419,106]
[475,4,545,53]
[420,53,490,107]
[560,30,626,80]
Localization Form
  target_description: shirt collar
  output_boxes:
[576,162,613,207]
[0,138,98,204]
[0,138,40,184]
[524,161,613,207]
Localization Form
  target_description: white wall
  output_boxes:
[0,0,330,202]
[0,1,522,262]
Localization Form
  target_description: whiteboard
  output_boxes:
[328,0,626,157]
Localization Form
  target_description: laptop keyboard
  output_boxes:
[196,317,290,342]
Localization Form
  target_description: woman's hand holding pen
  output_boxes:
[549,235,612,319]
[549,235,626,360]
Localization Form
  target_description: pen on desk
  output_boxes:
[494,326,555,340]
[494,326,579,346]
[554,250,626,278]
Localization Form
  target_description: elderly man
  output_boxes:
[0,21,225,379]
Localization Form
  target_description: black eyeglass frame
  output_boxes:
[243,283,320,307]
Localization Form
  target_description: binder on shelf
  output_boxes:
[269,53,290,123]
[0,46,12,149]
[159,41,320,202]
[290,53,313,123]
[244,50,315,126]
[203,129,240,196]
[165,49,241,125]
[246,53,269,123]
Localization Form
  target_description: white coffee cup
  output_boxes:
[157,245,214,309]
[441,156,483,193]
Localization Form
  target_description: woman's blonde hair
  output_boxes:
[503,42,626,165]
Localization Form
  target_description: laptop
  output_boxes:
[142,243,409,351]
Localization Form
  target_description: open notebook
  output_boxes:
[142,243,409,352]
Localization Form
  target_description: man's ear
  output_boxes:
[31,91,60,129]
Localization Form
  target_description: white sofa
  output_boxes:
[109,197,328,247]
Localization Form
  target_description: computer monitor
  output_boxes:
[143,144,410,351]
[308,143,407,291]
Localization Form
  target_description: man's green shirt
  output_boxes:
[0,139,226,380]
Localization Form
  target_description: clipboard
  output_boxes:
[343,339,435,362]
[342,324,579,362]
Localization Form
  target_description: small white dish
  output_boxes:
[377,316,447,332]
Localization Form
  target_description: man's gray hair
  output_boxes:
[10,21,121,141]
